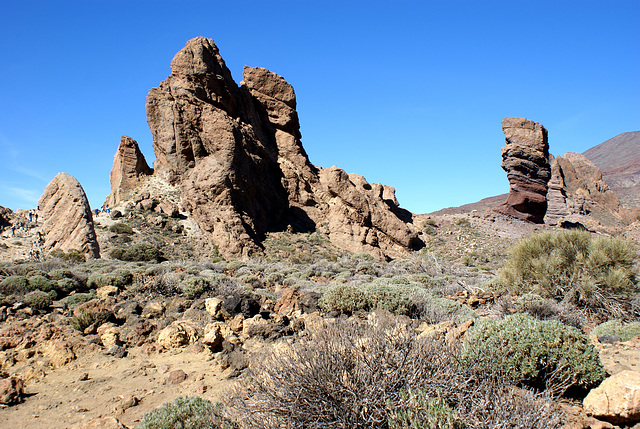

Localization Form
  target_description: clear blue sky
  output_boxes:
[1,1,638,214]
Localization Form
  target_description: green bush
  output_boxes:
[462,313,605,393]
[137,396,236,429]
[69,309,97,332]
[109,222,133,234]
[49,249,86,263]
[0,275,29,295]
[60,292,96,309]
[110,243,161,262]
[87,269,133,289]
[499,230,639,317]
[24,290,52,309]
[180,276,210,299]
[54,277,82,294]
[27,275,53,292]
[592,319,640,342]
[388,389,465,429]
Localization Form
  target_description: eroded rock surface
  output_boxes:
[545,152,622,225]
[493,117,551,223]
[107,135,153,207]
[38,173,100,259]
[145,37,422,259]
[583,370,640,424]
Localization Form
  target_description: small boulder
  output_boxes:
[96,286,119,300]
[0,376,24,405]
[584,370,640,424]
[203,323,224,351]
[205,297,228,320]
[167,369,187,384]
[157,321,198,349]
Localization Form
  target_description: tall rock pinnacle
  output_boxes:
[493,117,551,223]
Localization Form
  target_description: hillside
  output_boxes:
[583,131,640,208]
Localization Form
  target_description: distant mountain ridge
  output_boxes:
[583,131,640,208]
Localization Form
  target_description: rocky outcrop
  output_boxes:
[38,173,100,259]
[0,205,11,231]
[545,152,622,225]
[145,37,422,259]
[107,135,152,207]
[493,117,551,223]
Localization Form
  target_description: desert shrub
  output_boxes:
[499,230,639,318]
[87,269,133,290]
[591,319,640,342]
[388,389,465,429]
[461,313,605,394]
[110,243,161,262]
[227,315,560,428]
[49,249,86,263]
[60,291,96,309]
[23,290,52,309]
[69,309,96,332]
[53,277,82,294]
[0,275,29,295]
[109,222,133,234]
[414,294,477,324]
[509,293,585,328]
[137,396,236,429]
[27,275,53,292]
[180,276,210,299]
[318,283,368,314]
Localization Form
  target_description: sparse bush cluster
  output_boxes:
[110,243,162,262]
[499,230,639,318]
[591,319,640,342]
[137,396,236,429]
[226,316,561,428]
[462,313,605,394]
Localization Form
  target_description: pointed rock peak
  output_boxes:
[38,172,100,259]
[170,37,230,77]
[243,66,297,108]
[107,135,152,207]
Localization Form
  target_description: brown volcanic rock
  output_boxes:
[107,135,152,206]
[0,205,11,231]
[145,37,421,259]
[493,117,551,223]
[545,152,621,225]
[38,173,100,259]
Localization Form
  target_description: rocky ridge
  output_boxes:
[138,37,423,260]
[38,173,100,259]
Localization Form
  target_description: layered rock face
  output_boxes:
[545,152,621,225]
[107,135,153,206]
[493,117,551,223]
[145,37,422,259]
[38,173,100,259]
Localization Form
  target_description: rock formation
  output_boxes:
[0,205,11,231]
[144,37,422,259]
[493,117,551,223]
[38,173,100,259]
[107,135,153,207]
[545,152,621,225]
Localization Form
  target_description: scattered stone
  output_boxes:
[73,416,127,429]
[0,376,24,405]
[205,298,228,320]
[105,345,127,359]
[167,369,187,384]
[157,321,198,349]
[96,286,119,300]
[203,324,224,351]
[38,172,100,258]
[584,370,640,424]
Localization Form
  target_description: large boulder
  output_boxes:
[0,205,11,232]
[493,117,551,223]
[545,152,622,225]
[107,135,153,206]
[583,370,640,424]
[145,37,423,259]
[38,173,100,259]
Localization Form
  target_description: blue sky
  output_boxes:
[1,1,638,214]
